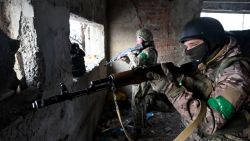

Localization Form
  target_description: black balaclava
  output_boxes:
[185,42,209,62]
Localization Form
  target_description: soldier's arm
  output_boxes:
[127,47,157,67]
[202,61,250,134]
[127,50,144,67]
[164,61,250,135]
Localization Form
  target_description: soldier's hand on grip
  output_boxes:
[146,62,175,93]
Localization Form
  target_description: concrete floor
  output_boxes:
[94,99,184,141]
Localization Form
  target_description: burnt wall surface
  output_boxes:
[108,0,202,71]
[0,0,106,141]
[107,0,202,93]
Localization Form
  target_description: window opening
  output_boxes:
[69,13,105,72]
[201,1,250,30]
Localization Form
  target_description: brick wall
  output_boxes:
[108,0,202,96]
[130,0,178,63]
[108,0,202,68]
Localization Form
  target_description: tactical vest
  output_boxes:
[171,55,250,141]
[175,33,250,140]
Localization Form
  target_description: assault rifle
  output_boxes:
[32,61,198,109]
[106,44,144,66]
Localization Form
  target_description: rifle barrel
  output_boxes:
[32,64,165,109]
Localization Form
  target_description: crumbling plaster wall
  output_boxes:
[107,0,202,93]
[0,0,107,141]
[0,0,41,88]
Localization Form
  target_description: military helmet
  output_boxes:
[179,17,226,51]
[136,28,153,42]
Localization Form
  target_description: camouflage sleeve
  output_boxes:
[127,47,157,67]
[164,61,250,135]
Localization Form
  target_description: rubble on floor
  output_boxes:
[94,97,185,141]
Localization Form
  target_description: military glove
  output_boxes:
[146,62,176,93]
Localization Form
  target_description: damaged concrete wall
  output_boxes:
[0,0,41,87]
[0,0,106,141]
[107,0,202,93]
[0,29,19,99]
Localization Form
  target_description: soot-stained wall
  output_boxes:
[107,0,202,93]
[0,0,204,140]
[0,0,106,141]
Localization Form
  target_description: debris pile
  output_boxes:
[94,92,184,141]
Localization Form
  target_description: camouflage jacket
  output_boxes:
[165,37,250,140]
[127,45,158,68]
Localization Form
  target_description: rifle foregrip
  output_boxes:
[32,88,91,109]
[32,94,72,109]
[110,64,164,87]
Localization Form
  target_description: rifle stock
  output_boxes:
[32,64,163,109]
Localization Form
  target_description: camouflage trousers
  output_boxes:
[131,82,150,129]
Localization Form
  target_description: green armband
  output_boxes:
[207,96,235,120]
[139,52,148,62]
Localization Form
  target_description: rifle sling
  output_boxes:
[174,99,207,141]
[112,89,134,141]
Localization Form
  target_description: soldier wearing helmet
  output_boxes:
[124,28,157,68]
[121,28,170,138]
[147,17,250,140]
[179,17,227,63]
[136,28,154,47]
